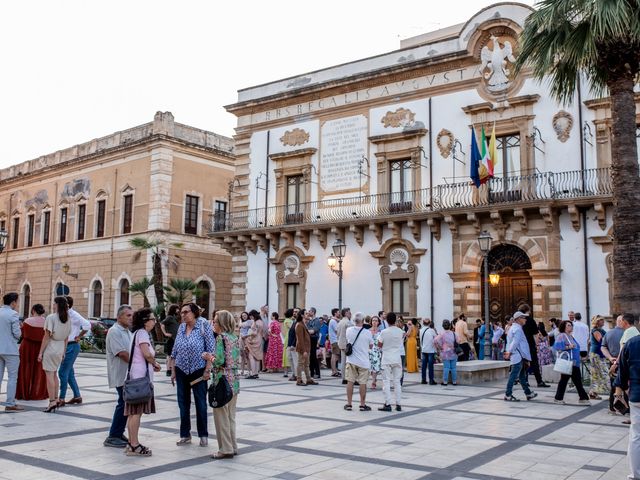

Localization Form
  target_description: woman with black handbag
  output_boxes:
[203,310,240,459]
[124,308,161,456]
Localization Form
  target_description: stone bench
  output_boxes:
[434,360,511,385]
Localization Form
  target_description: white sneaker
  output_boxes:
[554,399,566,405]
[199,437,208,447]
[176,437,192,446]
[578,399,592,406]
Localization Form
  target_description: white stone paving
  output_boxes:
[0,356,630,480]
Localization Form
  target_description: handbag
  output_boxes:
[345,327,365,356]
[452,332,463,356]
[553,351,574,375]
[123,331,154,405]
[208,336,234,408]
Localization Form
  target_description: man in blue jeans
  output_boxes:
[420,318,437,385]
[58,296,91,405]
[103,305,133,447]
[504,311,538,402]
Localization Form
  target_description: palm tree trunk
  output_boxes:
[152,252,165,306]
[608,74,640,315]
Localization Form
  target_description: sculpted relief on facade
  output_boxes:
[280,128,310,147]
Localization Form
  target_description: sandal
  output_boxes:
[589,392,602,400]
[359,404,371,411]
[371,382,377,390]
[343,404,352,411]
[125,443,152,456]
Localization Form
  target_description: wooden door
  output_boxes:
[483,272,532,323]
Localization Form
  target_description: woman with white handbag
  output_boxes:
[553,320,590,405]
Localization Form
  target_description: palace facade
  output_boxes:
[0,111,235,319]
[211,3,640,326]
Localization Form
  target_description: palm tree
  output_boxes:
[129,236,183,307]
[515,0,640,314]
[164,278,202,306]
[129,277,153,308]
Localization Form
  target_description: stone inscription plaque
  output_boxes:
[320,115,368,193]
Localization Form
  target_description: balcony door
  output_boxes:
[389,159,412,213]
[490,134,522,203]
[286,175,305,224]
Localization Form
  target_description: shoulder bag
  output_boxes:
[123,330,154,405]
[345,327,365,356]
[208,335,234,408]
[452,331,463,356]
[553,334,574,375]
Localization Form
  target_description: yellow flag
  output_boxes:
[488,124,497,176]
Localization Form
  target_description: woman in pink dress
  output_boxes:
[265,312,283,372]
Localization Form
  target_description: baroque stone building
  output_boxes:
[0,112,235,318]
[211,3,638,326]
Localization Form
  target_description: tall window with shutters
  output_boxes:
[77,204,86,240]
[184,195,199,235]
[389,159,413,213]
[122,195,133,234]
[59,208,68,243]
[27,214,35,247]
[119,278,130,307]
[92,280,103,318]
[42,211,51,245]
[12,217,19,249]
[286,175,305,224]
[96,200,106,238]
[391,279,409,315]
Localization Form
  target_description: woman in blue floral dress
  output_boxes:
[369,316,382,389]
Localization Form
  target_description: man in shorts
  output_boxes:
[344,312,373,411]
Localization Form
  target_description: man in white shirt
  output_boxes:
[344,312,373,411]
[420,318,437,385]
[572,312,589,359]
[378,312,405,411]
[337,307,352,384]
[58,296,91,405]
[103,305,133,448]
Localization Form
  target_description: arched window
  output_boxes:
[92,280,103,318]
[196,280,210,320]
[119,278,130,307]
[22,284,31,318]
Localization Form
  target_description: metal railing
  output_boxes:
[206,167,612,233]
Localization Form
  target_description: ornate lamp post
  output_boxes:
[477,231,493,360]
[0,229,7,254]
[327,239,347,310]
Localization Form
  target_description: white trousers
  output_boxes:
[382,364,402,406]
[629,402,640,479]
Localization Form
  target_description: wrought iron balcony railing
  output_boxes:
[207,167,612,233]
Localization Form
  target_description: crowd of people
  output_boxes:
[1,291,640,476]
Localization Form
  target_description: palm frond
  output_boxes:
[517,0,640,104]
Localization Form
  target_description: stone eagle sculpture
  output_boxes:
[480,35,517,92]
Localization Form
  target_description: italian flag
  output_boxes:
[482,125,498,177]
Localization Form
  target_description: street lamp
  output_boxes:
[0,229,7,254]
[327,239,347,310]
[477,230,493,360]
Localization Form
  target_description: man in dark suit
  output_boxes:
[519,304,550,388]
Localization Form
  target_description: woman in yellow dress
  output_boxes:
[405,319,418,373]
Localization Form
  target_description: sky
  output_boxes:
[0,0,535,169]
